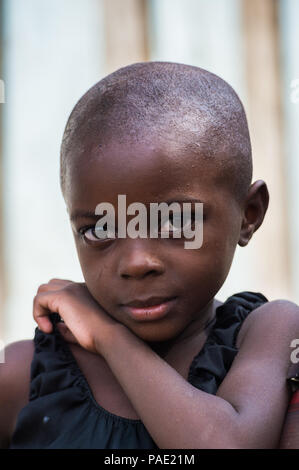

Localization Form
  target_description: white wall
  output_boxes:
[2,0,105,343]
[279,0,299,301]
[149,0,246,100]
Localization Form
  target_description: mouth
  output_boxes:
[120,296,177,322]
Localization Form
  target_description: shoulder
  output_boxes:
[239,298,299,370]
[236,298,299,350]
[216,299,299,447]
[0,340,34,448]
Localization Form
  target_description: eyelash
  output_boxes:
[78,212,203,244]
[78,225,112,244]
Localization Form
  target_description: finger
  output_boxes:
[56,323,78,345]
[48,278,74,285]
[33,291,59,333]
[37,279,74,293]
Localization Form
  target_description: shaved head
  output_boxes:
[60,61,252,203]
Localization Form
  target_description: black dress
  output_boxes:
[9,291,268,449]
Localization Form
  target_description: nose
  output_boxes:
[117,239,165,280]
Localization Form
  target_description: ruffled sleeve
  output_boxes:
[187,291,268,394]
[10,313,158,449]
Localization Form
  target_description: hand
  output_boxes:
[33,278,119,355]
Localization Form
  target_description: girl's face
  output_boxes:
[66,139,244,343]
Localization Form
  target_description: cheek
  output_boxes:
[184,252,228,288]
[205,208,241,261]
[181,227,238,291]
[74,242,111,300]
[208,235,239,291]
[82,266,115,311]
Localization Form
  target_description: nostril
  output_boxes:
[121,269,159,280]
[147,270,159,276]
[121,273,130,279]
[117,252,165,279]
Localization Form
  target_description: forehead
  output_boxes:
[66,139,229,212]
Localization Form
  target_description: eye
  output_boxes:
[159,212,197,234]
[78,224,115,244]
[181,213,196,231]
[160,213,181,233]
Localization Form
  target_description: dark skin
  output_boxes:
[67,139,245,349]
[1,135,299,448]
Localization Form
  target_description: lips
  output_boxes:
[121,296,177,322]
[123,296,175,308]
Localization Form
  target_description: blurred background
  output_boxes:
[0,0,298,344]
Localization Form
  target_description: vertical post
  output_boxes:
[103,0,149,75]
[0,0,5,340]
[241,0,291,298]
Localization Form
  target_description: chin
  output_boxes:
[129,322,181,344]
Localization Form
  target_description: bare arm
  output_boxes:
[0,340,34,448]
[98,300,299,448]
[33,282,299,448]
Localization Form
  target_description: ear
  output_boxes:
[238,180,269,247]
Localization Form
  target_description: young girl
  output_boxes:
[1,61,299,449]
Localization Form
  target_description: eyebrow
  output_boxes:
[70,197,206,222]
[70,210,100,222]
[164,197,205,205]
